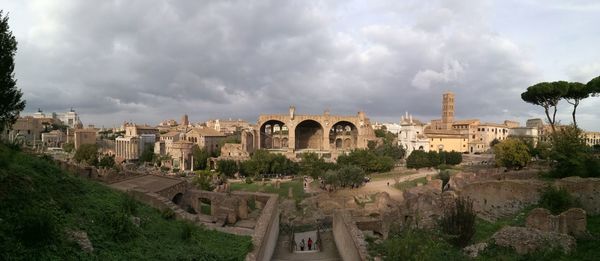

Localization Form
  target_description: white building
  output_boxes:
[398,112,430,157]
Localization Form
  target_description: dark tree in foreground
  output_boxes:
[563,82,589,128]
[0,11,25,133]
[521,82,567,133]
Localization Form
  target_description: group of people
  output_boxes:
[296,237,318,251]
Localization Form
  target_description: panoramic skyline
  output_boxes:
[2,0,599,129]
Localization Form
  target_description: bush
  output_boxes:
[494,138,531,170]
[180,222,195,241]
[406,150,431,169]
[103,210,139,242]
[538,186,577,214]
[217,159,238,177]
[120,194,138,215]
[73,144,99,166]
[192,171,215,191]
[367,226,464,260]
[245,176,253,184]
[161,208,175,220]
[439,196,476,247]
[438,170,450,190]
[549,126,600,178]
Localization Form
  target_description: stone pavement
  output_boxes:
[272,231,341,261]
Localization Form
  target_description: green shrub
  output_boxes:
[245,176,254,184]
[120,194,138,215]
[439,196,476,247]
[103,210,139,242]
[494,138,531,170]
[161,208,176,220]
[438,170,450,190]
[367,226,464,260]
[180,222,195,241]
[538,186,577,214]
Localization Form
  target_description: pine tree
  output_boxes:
[0,11,25,133]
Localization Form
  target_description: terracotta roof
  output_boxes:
[187,127,225,137]
[161,131,182,137]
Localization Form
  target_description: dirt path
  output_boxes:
[332,170,438,201]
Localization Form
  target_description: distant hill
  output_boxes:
[0,143,252,260]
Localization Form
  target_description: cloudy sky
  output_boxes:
[2,0,599,129]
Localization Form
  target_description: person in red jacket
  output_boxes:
[307,237,313,250]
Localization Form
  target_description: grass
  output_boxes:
[393,176,429,191]
[368,168,418,181]
[0,144,252,260]
[230,178,305,201]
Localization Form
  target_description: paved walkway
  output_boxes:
[109,175,183,193]
[333,170,438,201]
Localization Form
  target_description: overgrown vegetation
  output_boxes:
[439,196,476,248]
[548,126,600,178]
[493,138,531,170]
[73,143,99,166]
[538,186,578,215]
[0,143,252,260]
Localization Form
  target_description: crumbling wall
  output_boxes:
[244,193,279,261]
[526,208,587,237]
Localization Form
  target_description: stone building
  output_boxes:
[205,118,250,135]
[42,130,65,148]
[424,92,519,154]
[3,116,44,145]
[242,106,377,160]
[167,140,194,171]
[508,127,539,146]
[585,131,600,147]
[398,112,429,157]
[115,124,158,162]
[186,127,225,153]
[74,128,97,149]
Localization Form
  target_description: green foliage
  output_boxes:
[230,179,306,201]
[439,170,450,189]
[138,144,155,163]
[0,143,252,260]
[217,159,238,177]
[406,150,431,169]
[0,12,25,133]
[439,196,476,248]
[367,226,464,261]
[74,144,99,166]
[549,126,600,178]
[538,186,577,215]
[161,208,176,220]
[244,176,253,184]
[521,81,568,131]
[103,209,140,242]
[98,154,116,169]
[337,149,394,173]
[494,138,531,170]
[241,149,298,177]
[120,194,138,215]
[299,152,327,178]
[192,145,210,170]
[373,142,406,160]
[563,82,590,127]
[393,176,428,191]
[180,222,195,241]
[490,138,500,148]
[406,150,462,169]
[192,170,215,191]
[322,164,365,189]
[63,142,74,153]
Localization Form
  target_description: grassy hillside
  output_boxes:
[0,144,252,260]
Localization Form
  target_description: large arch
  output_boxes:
[295,120,324,150]
[260,120,289,149]
[329,121,358,150]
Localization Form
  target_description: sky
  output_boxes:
[1,0,599,129]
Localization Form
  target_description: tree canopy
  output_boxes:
[493,138,530,170]
[0,11,25,133]
[74,144,99,166]
[521,81,568,132]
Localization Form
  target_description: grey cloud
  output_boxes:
[4,0,596,129]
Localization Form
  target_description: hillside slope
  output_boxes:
[0,144,252,260]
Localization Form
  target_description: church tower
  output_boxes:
[441,92,455,129]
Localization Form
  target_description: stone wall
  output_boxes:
[332,210,368,261]
[557,177,600,215]
[526,208,587,237]
[245,193,279,261]
[458,180,545,221]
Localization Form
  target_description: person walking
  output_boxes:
[307,237,313,250]
[300,239,305,251]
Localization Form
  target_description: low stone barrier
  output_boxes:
[332,210,368,261]
[245,193,279,261]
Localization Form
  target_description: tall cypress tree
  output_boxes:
[0,11,25,133]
